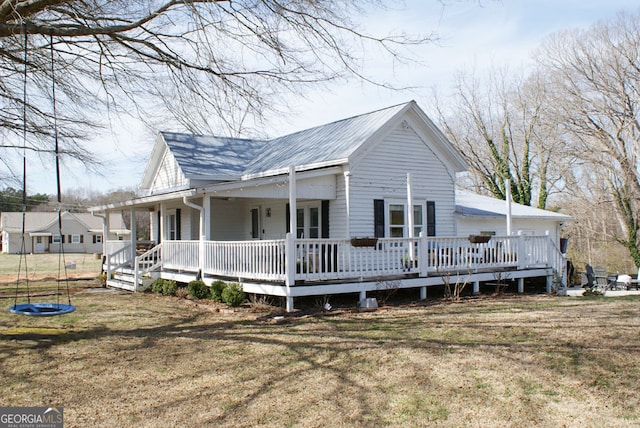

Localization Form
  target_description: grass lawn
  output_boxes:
[1,286,639,427]
[0,253,102,282]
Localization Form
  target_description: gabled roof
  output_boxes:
[455,190,571,222]
[140,101,468,191]
[242,103,409,176]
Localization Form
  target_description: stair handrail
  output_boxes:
[134,243,163,290]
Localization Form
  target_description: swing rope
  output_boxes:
[50,33,72,307]
[13,24,30,308]
[10,27,75,316]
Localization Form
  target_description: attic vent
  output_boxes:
[401,120,412,131]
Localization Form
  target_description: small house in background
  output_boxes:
[0,211,129,254]
[90,101,571,311]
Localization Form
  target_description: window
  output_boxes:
[389,204,405,237]
[288,203,321,239]
[309,207,319,238]
[387,202,426,238]
[92,234,102,244]
[296,208,304,238]
[53,235,61,244]
[168,213,176,240]
[72,234,81,244]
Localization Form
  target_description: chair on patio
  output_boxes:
[581,264,595,288]
[594,266,613,290]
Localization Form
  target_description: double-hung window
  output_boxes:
[387,202,425,238]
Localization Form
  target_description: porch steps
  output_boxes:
[107,278,138,292]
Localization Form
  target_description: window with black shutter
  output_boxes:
[427,201,436,236]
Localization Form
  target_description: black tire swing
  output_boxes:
[9,29,76,317]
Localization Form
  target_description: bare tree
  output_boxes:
[537,10,640,267]
[0,1,431,178]
[435,66,565,208]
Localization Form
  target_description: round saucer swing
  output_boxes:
[9,30,76,317]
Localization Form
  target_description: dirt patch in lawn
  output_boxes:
[1,290,639,427]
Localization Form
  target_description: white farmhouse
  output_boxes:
[90,101,570,310]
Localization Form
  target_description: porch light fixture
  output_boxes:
[266,208,271,217]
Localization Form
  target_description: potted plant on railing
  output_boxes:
[468,234,491,244]
[350,237,378,248]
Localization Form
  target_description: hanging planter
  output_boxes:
[351,237,378,248]
[468,235,491,244]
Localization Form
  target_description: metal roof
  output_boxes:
[160,132,265,180]
[455,190,572,221]
[159,103,410,180]
[242,103,409,175]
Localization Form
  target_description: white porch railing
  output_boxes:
[108,234,563,287]
[203,240,287,281]
[163,240,200,272]
[105,241,132,272]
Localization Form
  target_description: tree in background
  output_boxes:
[0,187,49,212]
[0,0,430,183]
[537,10,640,268]
[436,67,566,209]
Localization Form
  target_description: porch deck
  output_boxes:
[104,234,566,310]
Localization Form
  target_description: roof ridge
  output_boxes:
[159,130,264,143]
[269,100,414,141]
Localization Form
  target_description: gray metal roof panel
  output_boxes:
[160,132,266,179]
[242,103,409,175]
[455,190,572,220]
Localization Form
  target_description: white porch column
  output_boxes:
[102,213,110,255]
[407,173,414,240]
[505,179,512,237]
[285,232,296,312]
[289,166,297,236]
[183,196,205,274]
[129,208,137,263]
[160,204,166,242]
[344,169,351,238]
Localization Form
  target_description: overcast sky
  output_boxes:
[19,0,638,195]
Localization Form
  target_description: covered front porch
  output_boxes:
[103,233,566,311]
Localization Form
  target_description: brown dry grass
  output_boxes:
[0,253,102,283]
[1,289,639,427]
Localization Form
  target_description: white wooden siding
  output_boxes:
[150,149,188,193]
[210,199,250,241]
[348,124,457,237]
[332,173,348,239]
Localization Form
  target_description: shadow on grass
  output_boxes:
[1,293,639,426]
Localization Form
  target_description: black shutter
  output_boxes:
[93,234,96,244]
[176,208,181,240]
[427,201,436,236]
[321,200,330,238]
[156,210,161,244]
[80,235,84,244]
[374,199,385,238]
[286,203,290,233]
